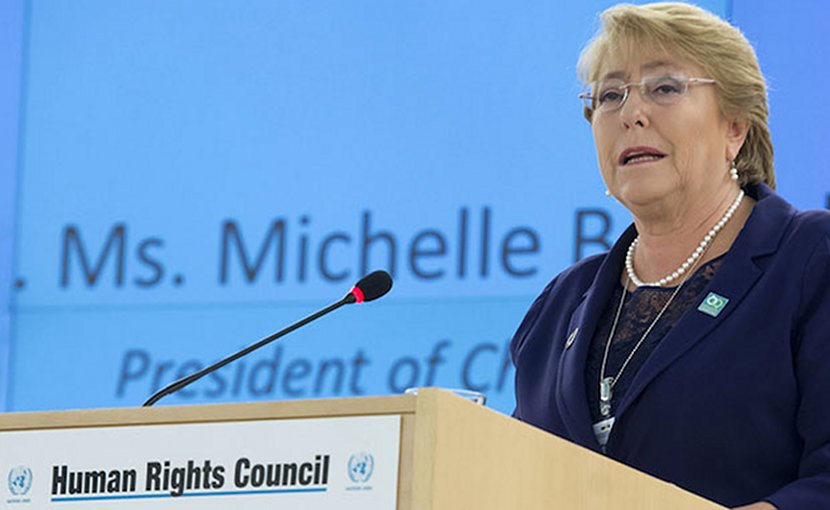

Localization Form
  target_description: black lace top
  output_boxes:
[585,257,724,424]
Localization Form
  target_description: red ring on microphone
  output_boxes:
[350,286,365,304]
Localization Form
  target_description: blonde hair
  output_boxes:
[578,2,775,188]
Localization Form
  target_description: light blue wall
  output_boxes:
[731,0,830,208]
[0,0,24,411]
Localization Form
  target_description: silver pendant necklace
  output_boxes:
[598,272,689,417]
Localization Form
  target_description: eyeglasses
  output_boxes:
[579,75,716,115]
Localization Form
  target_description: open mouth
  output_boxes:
[619,147,667,166]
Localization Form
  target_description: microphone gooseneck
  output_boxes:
[143,270,393,407]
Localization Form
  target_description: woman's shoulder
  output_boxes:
[751,184,830,253]
[539,252,608,301]
[789,208,830,243]
[764,201,830,305]
[789,209,830,282]
[511,252,609,358]
[773,207,830,263]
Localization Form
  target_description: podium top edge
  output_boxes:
[0,395,417,432]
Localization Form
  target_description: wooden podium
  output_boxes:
[0,388,723,509]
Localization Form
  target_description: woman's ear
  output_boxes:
[725,117,750,161]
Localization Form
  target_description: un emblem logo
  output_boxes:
[8,466,32,496]
[347,452,374,484]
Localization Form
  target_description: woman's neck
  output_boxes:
[625,185,755,289]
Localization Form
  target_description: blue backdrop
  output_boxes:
[0,0,826,415]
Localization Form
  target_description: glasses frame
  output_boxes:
[579,75,717,115]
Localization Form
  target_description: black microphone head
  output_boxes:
[348,270,393,303]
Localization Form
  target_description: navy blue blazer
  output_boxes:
[511,184,830,509]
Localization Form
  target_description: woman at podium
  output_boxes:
[510,3,830,509]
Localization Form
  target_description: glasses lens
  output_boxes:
[644,76,687,105]
[595,80,626,112]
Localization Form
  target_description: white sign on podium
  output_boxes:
[0,415,401,509]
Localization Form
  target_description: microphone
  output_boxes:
[143,270,393,406]
[344,269,393,304]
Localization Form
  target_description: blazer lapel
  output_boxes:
[614,184,795,420]
[613,252,762,419]
[556,226,637,450]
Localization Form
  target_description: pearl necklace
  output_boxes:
[625,189,744,287]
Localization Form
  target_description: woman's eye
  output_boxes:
[599,90,624,103]
[650,81,682,95]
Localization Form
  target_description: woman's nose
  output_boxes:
[618,86,650,129]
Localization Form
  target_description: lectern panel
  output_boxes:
[0,415,400,509]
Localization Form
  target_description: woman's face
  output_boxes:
[591,52,739,213]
